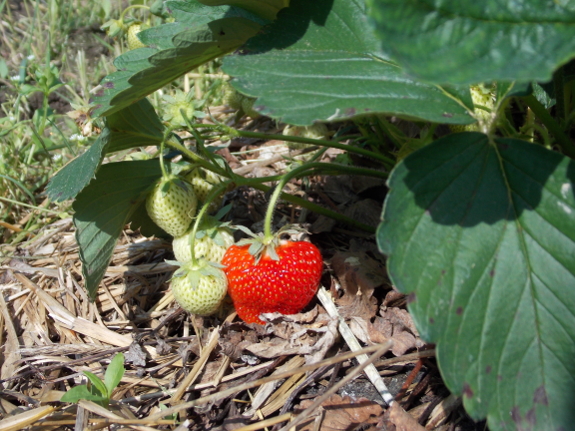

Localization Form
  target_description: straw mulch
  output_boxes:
[0,119,480,431]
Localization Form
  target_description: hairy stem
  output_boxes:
[187,182,230,266]
[262,162,386,238]
[523,94,575,159]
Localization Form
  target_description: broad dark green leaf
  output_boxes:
[367,1,575,85]
[140,1,268,49]
[104,353,125,396]
[377,133,575,431]
[92,18,261,118]
[223,0,473,126]
[168,1,269,25]
[46,128,110,202]
[46,99,163,202]
[107,98,164,153]
[196,0,288,21]
[73,160,162,299]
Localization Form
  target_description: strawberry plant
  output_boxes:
[60,353,125,408]
[45,1,575,430]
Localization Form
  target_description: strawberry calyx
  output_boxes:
[168,259,225,288]
[195,216,234,247]
[234,224,308,263]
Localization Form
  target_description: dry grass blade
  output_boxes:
[0,405,55,431]
[14,272,159,358]
[145,343,390,422]
[277,341,392,431]
[426,393,462,429]
[317,286,394,405]
[245,356,304,416]
[170,325,220,403]
[78,400,168,431]
[235,413,293,431]
[0,289,21,381]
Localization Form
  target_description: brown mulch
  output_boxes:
[0,116,485,430]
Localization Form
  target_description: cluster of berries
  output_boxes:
[145,167,324,324]
[146,168,230,316]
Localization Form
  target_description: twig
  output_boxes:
[316,286,394,405]
[169,326,220,403]
[145,343,390,422]
[277,342,392,431]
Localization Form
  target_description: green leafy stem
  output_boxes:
[164,129,388,232]
[262,162,387,239]
[523,94,575,159]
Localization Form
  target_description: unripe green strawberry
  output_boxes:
[184,167,224,210]
[162,90,203,127]
[172,217,235,263]
[223,86,244,111]
[170,261,227,316]
[241,97,260,119]
[283,123,329,149]
[223,85,260,118]
[146,175,198,237]
[127,23,147,50]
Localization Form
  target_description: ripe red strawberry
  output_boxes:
[221,239,323,324]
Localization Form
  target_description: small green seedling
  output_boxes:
[60,353,125,408]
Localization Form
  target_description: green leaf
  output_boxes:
[366,1,575,85]
[168,1,269,25]
[46,99,163,202]
[46,128,110,202]
[104,353,125,395]
[222,0,473,126]
[377,133,575,431]
[196,0,289,21]
[92,18,261,117]
[83,371,108,398]
[73,160,163,299]
[107,97,164,152]
[60,385,107,404]
[139,1,268,50]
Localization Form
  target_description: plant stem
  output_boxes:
[262,162,386,238]
[164,137,229,178]
[120,4,149,22]
[253,183,375,233]
[523,94,575,159]
[207,125,395,167]
[158,133,169,178]
[187,182,230,266]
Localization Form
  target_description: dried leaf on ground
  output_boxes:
[343,198,382,229]
[370,307,425,356]
[331,247,386,320]
[245,312,338,364]
[296,394,384,431]
[382,401,427,431]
